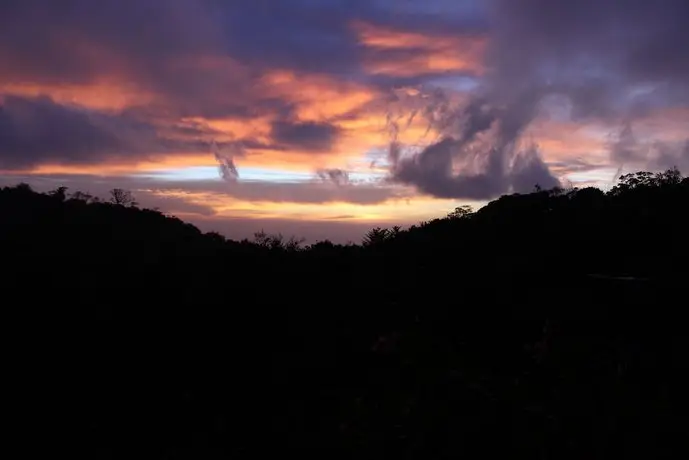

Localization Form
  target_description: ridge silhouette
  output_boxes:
[2,168,687,458]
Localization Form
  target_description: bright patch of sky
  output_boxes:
[565,166,620,189]
[131,166,384,184]
[132,166,312,183]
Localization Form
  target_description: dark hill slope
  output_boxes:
[2,170,688,458]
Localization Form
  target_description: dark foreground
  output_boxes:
[3,170,688,458]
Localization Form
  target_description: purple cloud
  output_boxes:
[271,120,340,153]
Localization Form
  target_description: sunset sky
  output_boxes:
[1,0,688,242]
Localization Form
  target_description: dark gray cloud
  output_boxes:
[0,95,155,169]
[0,95,226,169]
[387,0,689,198]
[211,141,242,183]
[489,0,689,127]
[488,0,689,118]
[316,168,351,186]
[654,141,689,171]
[388,85,559,199]
[392,140,559,199]
[271,121,340,153]
[610,123,689,171]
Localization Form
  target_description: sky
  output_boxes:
[1,0,688,243]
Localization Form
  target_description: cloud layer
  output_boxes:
[1,0,688,239]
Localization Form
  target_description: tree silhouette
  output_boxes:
[447,205,474,219]
[70,190,96,203]
[362,227,390,246]
[253,230,305,251]
[109,188,138,207]
[48,186,68,201]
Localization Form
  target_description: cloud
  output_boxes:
[161,180,403,207]
[387,85,560,199]
[0,94,218,170]
[492,1,689,78]
[2,0,689,239]
[391,139,559,199]
[0,171,406,206]
[0,0,494,180]
[0,0,486,119]
[270,120,340,153]
[383,0,689,198]
[0,1,227,97]
[0,95,155,169]
[316,168,351,186]
[0,170,412,244]
[610,123,689,171]
[211,141,241,182]
[8,0,683,127]
[487,0,689,117]
[215,1,488,78]
[352,20,486,78]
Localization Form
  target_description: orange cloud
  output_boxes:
[185,115,274,143]
[21,153,218,176]
[1,48,257,115]
[527,106,689,176]
[170,71,395,170]
[1,53,470,187]
[525,120,609,159]
[260,70,378,121]
[0,81,154,112]
[351,21,487,77]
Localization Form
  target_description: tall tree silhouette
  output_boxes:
[109,188,138,207]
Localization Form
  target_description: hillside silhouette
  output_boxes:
[3,169,688,458]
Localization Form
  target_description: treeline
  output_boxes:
[2,169,688,458]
